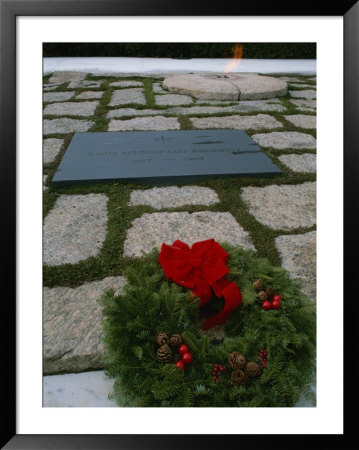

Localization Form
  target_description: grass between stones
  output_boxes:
[43,73,317,288]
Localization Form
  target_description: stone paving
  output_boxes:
[43,276,126,374]
[123,211,255,257]
[42,71,317,391]
[43,194,108,266]
[43,138,64,165]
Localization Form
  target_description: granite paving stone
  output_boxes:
[278,153,316,173]
[106,101,285,119]
[289,99,316,112]
[43,276,126,374]
[109,88,146,106]
[129,186,220,209]
[152,82,168,93]
[278,77,303,82]
[43,118,94,134]
[275,231,316,301]
[43,371,117,407]
[155,94,193,106]
[289,89,316,100]
[44,101,99,117]
[49,71,87,83]
[284,114,316,129]
[75,91,104,99]
[43,175,48,191]
[108,116,180,131]
[252,131,316,149]
[109,81,143,87]
[43,91,75,103]
[68,80,103,89]
[43,194,108,266]
[288,84,316,89]
[190,114,283,130]
[123,211,255,257]
[241,182,316,231]
[43,138,64,165]
[43,86,58,91]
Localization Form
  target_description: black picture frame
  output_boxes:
[1,0,356,448]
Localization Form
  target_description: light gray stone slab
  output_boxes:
[109,88,146,106]
[43,276,125,374]
[278,77,303,82]
[163,73,287,101]
[289,89,316,100]
[129,186,220,209]
[109,81,143,87]
[153,82,168,93]
[289,99,316,112]
[68,80,103,89]
[49,71,87,83]
[241,182,316,231]
[289,84,316,89]
[278,153,316,173]
[43,371,117,407]
[108,116,180,131]
[190,114,283,130]
[44,101,99,117]
[123,211,255,257]
[43,83,61,88]
[275,231,316,301]
[42,368,314,407]
[43,86,58,92]
[43,91,75,103]
[43,194,108,266]
[43,118,94,134]
[155,94,193,106]
[43,175,48,191]
[284,114,316,129]
[252,131,316,149]
[43,138,64,165]
[75,91,104,99]
[106,101,285,119]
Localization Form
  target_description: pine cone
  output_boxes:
[156,344,173,362]
[253,279,263,291]
[156,331,169,346]
[228,351,246,369]
[265,287,275,300]
[231,369,247,386]
[169,334,183,348]
[257,291,267,301]
[245,361,262,377]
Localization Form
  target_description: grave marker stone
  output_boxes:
[51,130,281,187]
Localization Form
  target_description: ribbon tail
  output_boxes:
[202,282,242,330]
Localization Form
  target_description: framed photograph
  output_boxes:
[2,0,355,448]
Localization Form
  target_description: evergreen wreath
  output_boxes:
[99,244,316,407]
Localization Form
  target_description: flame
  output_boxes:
[223,44,243,75]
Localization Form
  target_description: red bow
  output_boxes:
[158,239,242,330]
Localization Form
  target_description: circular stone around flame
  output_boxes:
[162,73,287,101]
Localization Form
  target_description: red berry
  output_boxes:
[262,361,267,367]
[215,378,219,383]
[272,299,281,309]
[178,345,189,355]
[262,300,272,310]
[219,367,225,372]
[215,364,219,368]
[181,352,193,364]
[273,294,282,303]
[175,361,185,370]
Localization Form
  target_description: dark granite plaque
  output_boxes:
[51,130,281,187]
